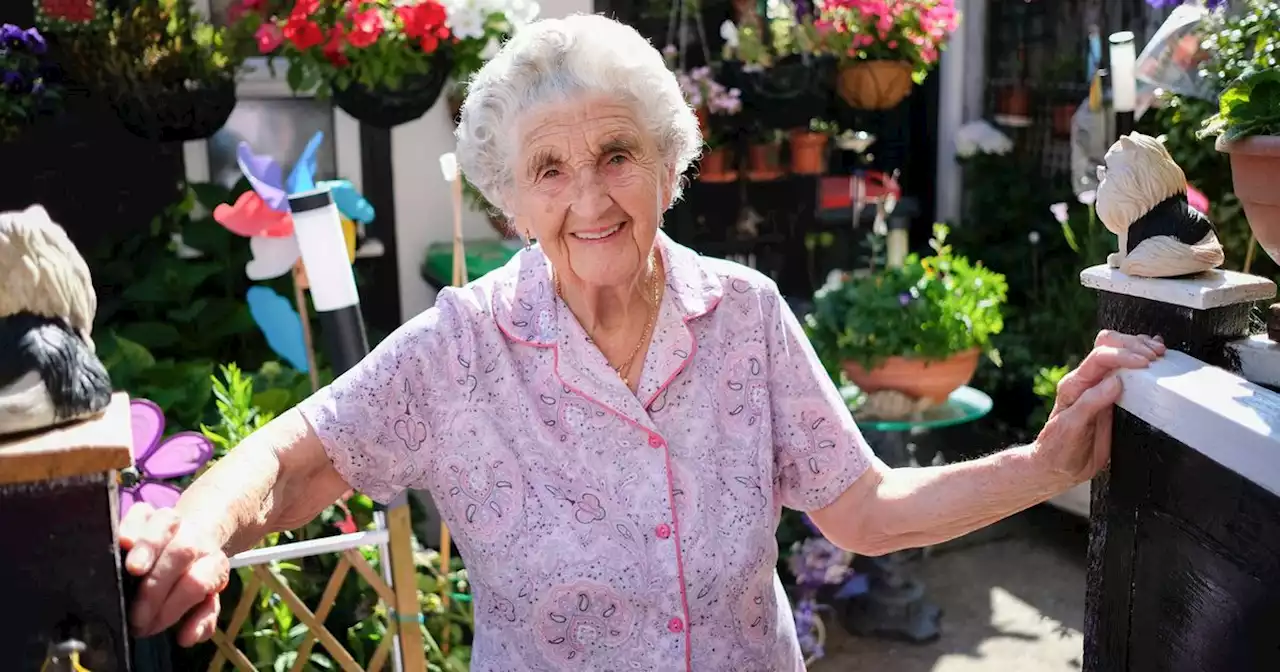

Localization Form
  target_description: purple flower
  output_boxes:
[898,292,912,306]
[24,27,46,55]
[1145,0,1225,8]
[2,69,24,91]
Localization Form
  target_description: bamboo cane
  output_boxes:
[292,262,321,393]
[437,153,467,655]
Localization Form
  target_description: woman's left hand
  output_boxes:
[1034,330,1166,486]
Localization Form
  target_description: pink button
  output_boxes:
[667,617,684,633]
[648,434,665,449]
[655,523,671,539]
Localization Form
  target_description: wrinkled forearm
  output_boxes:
[822,445,1068,556]
[174,409,337,556]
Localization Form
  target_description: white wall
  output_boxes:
[393,0,595,322]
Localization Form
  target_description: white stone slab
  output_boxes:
[1230,335,1280,389]
[1116,349,1280,497]
[1046,482,1091,519]
[1080,264,1276,310]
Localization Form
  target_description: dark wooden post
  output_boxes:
[1080,265,1280,672]
[0,394,135,671]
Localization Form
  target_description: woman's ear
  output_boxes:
[661,164,678,209]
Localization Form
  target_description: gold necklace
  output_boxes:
[556,261,663,387]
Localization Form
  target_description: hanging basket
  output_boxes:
[721,55,836,130]
[836,60,914,111]
[333,50,452,129]
[107,76,237,143]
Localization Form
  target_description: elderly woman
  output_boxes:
[121,13,1164,671]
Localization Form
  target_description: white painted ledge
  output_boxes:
[1117,349,1280,497]
[1230,335,1280,388]
[1046,481,1091,519]
[1080,265,1276,310]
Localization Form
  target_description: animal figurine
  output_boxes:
[1096,132,1225,278]
[0,205,112,437]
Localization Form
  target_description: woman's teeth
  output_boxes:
[572,222,624,240]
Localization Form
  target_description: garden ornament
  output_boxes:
[1096,132,1224,278]
[211,130,376,374]
[118,398,212,521]
[0,205,112,437]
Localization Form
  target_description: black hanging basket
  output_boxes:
[720,54,837,130]
[108,76,237,143]
[333,49,453,129]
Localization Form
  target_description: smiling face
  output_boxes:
[507,93,672,290]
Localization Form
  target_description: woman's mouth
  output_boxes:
[571,221,627,242]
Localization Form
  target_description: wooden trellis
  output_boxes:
[206,496,426,672]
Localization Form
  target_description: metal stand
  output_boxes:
[841,430,943,643]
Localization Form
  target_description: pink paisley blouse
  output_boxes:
[298,233,874,671]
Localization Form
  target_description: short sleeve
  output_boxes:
[297,291,470,505]
[766,284,875,512]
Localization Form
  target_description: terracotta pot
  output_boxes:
[789,130,828,175]
[696,108,709,137]
[998,86,1029,118]
[1218,135,1280,264]
[842,348,981,404]
[748,141,784,181]
[1051,103,1075,137]
[699,147,738,183]
[836,61,914,110]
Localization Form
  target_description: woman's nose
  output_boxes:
[567,170,613,219]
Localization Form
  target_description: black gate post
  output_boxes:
[1080,263,1280,672]
[0,394,135,671]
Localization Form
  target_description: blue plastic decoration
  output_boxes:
[246,285,309,373]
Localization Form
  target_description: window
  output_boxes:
[207,98,339,189]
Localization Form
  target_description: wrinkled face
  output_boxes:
[508,93,672,290]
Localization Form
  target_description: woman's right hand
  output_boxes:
[119,503,231,647]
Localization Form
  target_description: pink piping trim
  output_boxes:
[495,294,721,672]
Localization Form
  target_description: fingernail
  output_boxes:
[128,548,152,573]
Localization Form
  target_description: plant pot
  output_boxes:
[836,60,913,111]
[842,348,981,404]
[748,141,784,181]
[699,147,738,183]
[1051,103,1075,138]
[108,76,237,143]
[720,55,836,129]
[333,50,452,129]
[1218,135,1280,264]
[789,130,828,175]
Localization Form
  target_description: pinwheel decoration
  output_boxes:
[118,399,214,521]
[212,130,376,378]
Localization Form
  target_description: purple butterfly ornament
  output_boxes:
[118,399,214,521]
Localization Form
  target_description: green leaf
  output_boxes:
[116,321,182,350]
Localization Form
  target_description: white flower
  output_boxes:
[1077,190,1097,206]
[1028,231,1041,245]
[720,20,739,48]
[955,120,1014,158]
[1049,202,1069,225]
[505,0,540,29]
[447,4,487,40]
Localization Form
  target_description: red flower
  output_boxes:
[290,0,319,18]
[397,0,449,52]
[284,15,324,49]
[323,23,349,65]
[255,22,284,53]
[347,8,383,48]
[39,0,96,22]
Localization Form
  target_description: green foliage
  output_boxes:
[86,180,308,431]
[40,0,249,94]
[805,223,1008,370]
[1198,0,1280,89]
[0,25,60,142]
[1030,365,1069,429]
[1199,68,1280,142]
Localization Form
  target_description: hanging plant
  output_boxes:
[37,0,249,142]
[669,58,744,183]
[236,0,454,128]
[718,5,837,131]
[0,24,61,142]
[815,0,960,111]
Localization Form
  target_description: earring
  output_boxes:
[522,232,533,250]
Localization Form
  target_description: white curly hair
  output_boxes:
[455,13,702,219]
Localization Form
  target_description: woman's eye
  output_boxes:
[541,168,561,179]
[608,154,627,165]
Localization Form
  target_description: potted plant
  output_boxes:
[672,62,743,183]
[747,127,785,181]
[718,8,836,132]
[39,0,247,142]
[815,0,960,111]
[241,0,454,128]
[0,24,60,142]
[1199,68,1280,262]
[805,223,1007,403]
[789,118,835,175]
[442,0,540,124]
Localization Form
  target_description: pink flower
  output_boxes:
[255,22,284,53]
